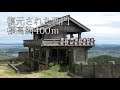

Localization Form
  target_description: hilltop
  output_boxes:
[88,55,120,64]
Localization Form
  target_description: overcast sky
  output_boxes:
[0,12,120,45]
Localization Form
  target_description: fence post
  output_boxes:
[93,62,97,78]
[109,61,115,78]
[80,63,83,77]
[31,61,34,71]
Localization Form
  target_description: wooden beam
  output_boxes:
[78,32,81,39]
[33,48,35,59]
[28,48,31,60]
[38,48,41,61]
[70,33,73,38]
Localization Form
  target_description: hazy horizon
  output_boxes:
[0,43,120,45]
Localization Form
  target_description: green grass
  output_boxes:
[4,65,16,75]
[0,64,72,78]
[40,65,71,78]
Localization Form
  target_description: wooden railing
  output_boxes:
[23,38,95,47]
[60,38,95,46]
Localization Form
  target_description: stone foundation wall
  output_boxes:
[18,52,29,60]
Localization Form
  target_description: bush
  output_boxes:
[68,64,75,73]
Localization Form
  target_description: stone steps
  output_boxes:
[15,62,31,73]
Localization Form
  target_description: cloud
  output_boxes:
[0,31,7,35]
[86,26,120,35]
[88,21,120,28]
[70,12,120,28]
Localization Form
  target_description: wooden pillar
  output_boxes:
[57,47,58,64]
[38,48,41,61]
[70,33,73,38]
[33,48,35,59]
[66,49,67,64]
[28,47,31,59]
[85,48,88,65]
[31,61,34,71]
[31,48,35,71]
[78,32,81,39]
[33,32,35,39]
[68,49,71,65]
[45,48,49,70]
[38,48,41,71]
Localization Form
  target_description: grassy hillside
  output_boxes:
[0,64,71,78]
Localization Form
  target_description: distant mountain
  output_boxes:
[88,55,120,64]
[0,44,27,60]
[0,43,25,49]
[92,44,120,49]
[89,44,120,58]
[96,44,120,48]
[0,43,23,45]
